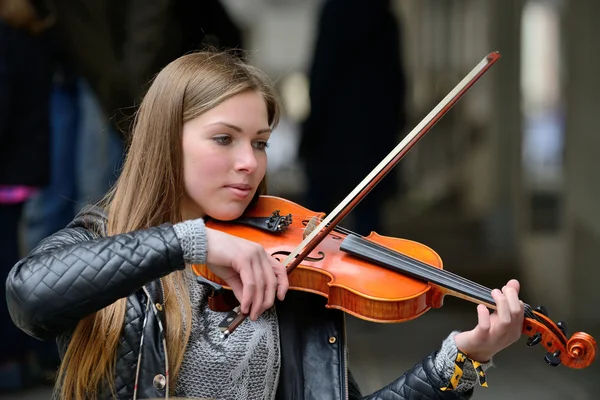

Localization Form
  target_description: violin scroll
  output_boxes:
[522,306,596,369]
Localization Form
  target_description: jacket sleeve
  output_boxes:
[348,352,474,400]
[5,207,186,341]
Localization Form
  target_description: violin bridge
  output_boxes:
[303,216,321,239]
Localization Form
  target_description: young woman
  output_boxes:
[6,51,525,400]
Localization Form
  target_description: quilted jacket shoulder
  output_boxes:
[6,205,185,341]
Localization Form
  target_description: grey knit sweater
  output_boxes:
[172,218,491,398]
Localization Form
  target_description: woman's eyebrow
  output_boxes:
[205,121,271,134]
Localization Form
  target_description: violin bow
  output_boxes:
[221,51,502,338]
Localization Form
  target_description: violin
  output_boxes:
[193,195,596,369]
[192,52,597,370]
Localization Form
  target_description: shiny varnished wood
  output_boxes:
[193,196,448,323]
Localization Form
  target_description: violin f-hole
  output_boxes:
[271,250,325,262]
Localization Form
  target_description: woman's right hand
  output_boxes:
[204,227,289,320]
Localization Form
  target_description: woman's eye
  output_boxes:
[213,136,232,145]
[253,141,269,150]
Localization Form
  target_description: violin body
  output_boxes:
[194,195,450,323]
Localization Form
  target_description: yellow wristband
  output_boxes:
[440,349,488,391]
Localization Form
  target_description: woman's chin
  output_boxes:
[207,205,247,221]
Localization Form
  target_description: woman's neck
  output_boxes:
[180,199,206,221]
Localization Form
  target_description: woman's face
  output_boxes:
[181,90,271,221]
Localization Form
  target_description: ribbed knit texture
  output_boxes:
[173,218,207,265]
[434,331,494,392]
[174,271,280,399]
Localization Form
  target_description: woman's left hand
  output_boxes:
[453,279,525,362]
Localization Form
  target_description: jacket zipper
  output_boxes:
[157,279,169,399]
[159,278,166,307]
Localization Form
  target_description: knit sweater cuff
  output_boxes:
[434,331,494,392]
[173,218,207,265]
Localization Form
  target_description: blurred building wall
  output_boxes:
[561,0,600,327]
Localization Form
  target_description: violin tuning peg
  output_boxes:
[544,350,561,367]
[557,321,568,336]
[534,305,549,317]
[526,332,542,347]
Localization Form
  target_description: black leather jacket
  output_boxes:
[6,207,473,400]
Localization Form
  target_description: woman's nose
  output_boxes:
[234,143,259,172]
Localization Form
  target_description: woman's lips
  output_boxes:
[225,184,252,199]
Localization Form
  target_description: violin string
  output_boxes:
[342,234,538,320]
[359,236,538,319]
[372,237,538,320]
[304,215,496,295]
[350,235,495,301]
[309,216,534,312]
[296,215,537,321]
[305,215,501,298]
[297,215,353,236]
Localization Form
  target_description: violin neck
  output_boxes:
[339,234,497,309]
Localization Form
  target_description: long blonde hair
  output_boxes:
[56,51,280,400]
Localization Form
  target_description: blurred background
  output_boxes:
[1,0,599,398]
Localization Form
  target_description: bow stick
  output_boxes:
[221,51,502,339]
